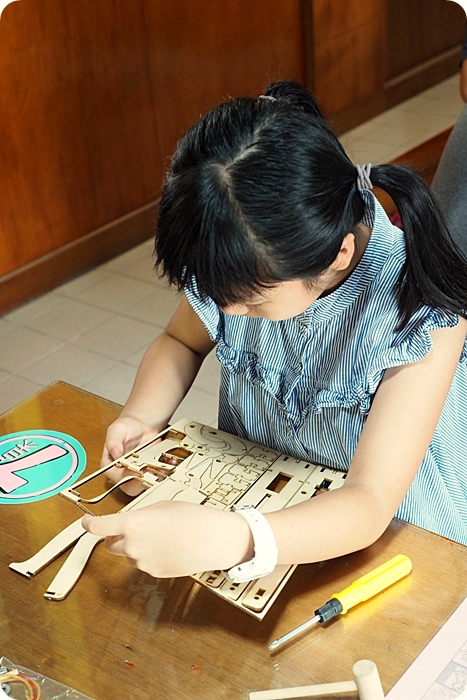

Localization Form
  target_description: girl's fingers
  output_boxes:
[82,514,141,563]
[102,534,128,556]
[82,513,127,538]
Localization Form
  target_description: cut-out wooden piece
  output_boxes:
[9,518,86,577]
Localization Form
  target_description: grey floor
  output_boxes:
[0,75,463,421]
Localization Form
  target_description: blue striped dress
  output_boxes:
[185,192,467,545]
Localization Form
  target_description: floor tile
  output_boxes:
[74,274,157,313]
[19,344,117,386]
[341,119,380,143]
[75,315,158,360]
[0,327,64,373]
[410,95,463,121]
[0,369,11,384]
[3,291,63,324]
[0,320,12,337]
[104,239,154,272]
[56,266,114,297]
[342,75,460,163]
[21,299,114,341]
[361,121,425,149]
[120,257,159,285]
[123,287,181,328]
[125,347,147,367]
[82,362,136,406]
[422,75,457,98]
[342,137,401,164]
[84,352,221,414]
[396,107,457,137]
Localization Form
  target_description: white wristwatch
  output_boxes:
[226,505,278,583]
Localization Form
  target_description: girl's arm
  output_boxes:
[268,318,467,563]
[83,319,466,578]
[102,294,216,465]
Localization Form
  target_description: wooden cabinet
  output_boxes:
[0,0,463,313]
[304,0,464,129]
[306,0,387,117]
[387,0,462,79]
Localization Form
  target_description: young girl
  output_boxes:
[83,82,467,581]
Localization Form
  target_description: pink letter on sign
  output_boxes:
[0,444,67,493]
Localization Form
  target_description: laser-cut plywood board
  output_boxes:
[10,419,347,619]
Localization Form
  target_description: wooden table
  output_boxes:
[1,382,466,700]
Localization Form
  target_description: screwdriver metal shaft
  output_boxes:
[268,614,321,651]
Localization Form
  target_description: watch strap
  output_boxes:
[226,506,278,584]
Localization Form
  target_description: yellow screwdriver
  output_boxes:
[268,554,412,651]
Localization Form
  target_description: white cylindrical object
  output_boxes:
[353,660,385,700]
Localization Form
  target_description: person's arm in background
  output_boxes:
[431,21,467,256]
[460,21,467,102]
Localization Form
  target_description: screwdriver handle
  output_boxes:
[332,554,412,614]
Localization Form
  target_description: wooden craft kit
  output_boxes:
[10,419,346,619]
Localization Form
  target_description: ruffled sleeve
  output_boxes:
[311,307,465,417]
[184,282,222,342]
[366,307,465,394]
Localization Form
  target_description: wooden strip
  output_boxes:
[249,680,357,700]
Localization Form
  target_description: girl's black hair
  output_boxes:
[155,81,467,328]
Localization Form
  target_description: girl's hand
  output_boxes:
[81,501,253,579]
[102,416,163,496]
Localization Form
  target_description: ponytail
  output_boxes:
[370,163,467,329]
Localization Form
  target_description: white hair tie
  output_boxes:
[258,94,276,102]
[356,163,373,191]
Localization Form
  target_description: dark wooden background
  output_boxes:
[0,0,463,313]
